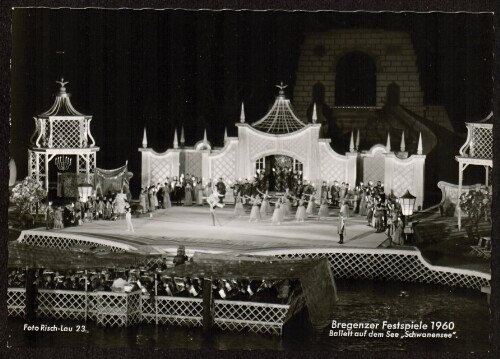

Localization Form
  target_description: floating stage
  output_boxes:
[18,206,389,256]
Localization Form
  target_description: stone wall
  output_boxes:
[293,29,452,130]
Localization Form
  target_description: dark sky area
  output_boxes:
[10,9,494,193]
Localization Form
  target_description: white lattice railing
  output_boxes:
[16,230,137,252]
[214,300,289,335]
[459,123,493,160]
[7,288,26,317]
[37,289,88,321]
[250,247,490,291]
[142,296,203,327]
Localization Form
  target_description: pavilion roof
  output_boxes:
[251,83,307,134]
[38,78,89,117]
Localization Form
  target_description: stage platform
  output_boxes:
[23,206,389,256]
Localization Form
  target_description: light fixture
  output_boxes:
[78,183,94,202]
[399,190,416,216]
[55,155,72,171]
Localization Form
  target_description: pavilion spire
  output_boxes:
[173,129,179,149]
[312,103,317,124]
[356,129,360,150]
[180,126,185,146]
[417,132,423,154]
[240,103,246,123]
[203,128,208,144]
[224,127,228,142]
[386,132,391,151]
[142,127,148,148]
[349,131,355,152]
[400,131,406,152]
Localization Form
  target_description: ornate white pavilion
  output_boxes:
[139,84,427,208]
[28,79,99,196]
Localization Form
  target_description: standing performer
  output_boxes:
[340,200,350,218]
[206,189,224,226]
[233,194,245,217]
[184,181,193,206]
[216,178,226,204]
[305,194,317,217]
[139,189,147,214]
[317,198,330,220]
[271,199,282,225]
[248,195,262,223]
[337,214,346,244]
[196,181,204,206]
[163,182,172,208]
[124,202,134,232]
[258,190,273,217]
[295,196,307,223]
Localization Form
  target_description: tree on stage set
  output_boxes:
[6,7,494,354]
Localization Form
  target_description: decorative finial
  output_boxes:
[417,132,423,155]
[356,129,360,150]
[56,78,69,93]
[180,126,185,145]
[224,127,228,142]
[349,131,355,152]
[203,129,207,144]
[240,102,246,123]
[142,127,148,148]
[312,103,317,124]
[400,131,406,152]
[276,82,288,96]
[173,129,179,149]
[386,132,391,151]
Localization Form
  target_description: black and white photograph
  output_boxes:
[4,5,495,354]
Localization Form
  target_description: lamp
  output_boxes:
[55,155,72,171]
[78,183,94,202]
[399,190,416,216]
[399,189,417,244]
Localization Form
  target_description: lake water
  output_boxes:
[7,279,490,352]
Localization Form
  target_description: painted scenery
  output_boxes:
[7,9,493,352]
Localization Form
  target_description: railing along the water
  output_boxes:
[7,288,290,334]
[249,247,490,291]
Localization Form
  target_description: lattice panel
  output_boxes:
[185,152,202,178]
[89,153,96,173]
[29,151,37,179]
[82,121,89,147]
[212,147,236,180]
[154,297,203,327]
[126,292,142,325]
[249,136,273,158]
[78,154,87,173]
[38,154,46,181]
[392,162,413,197]
[471,126,493,159]
[150,155,172,185]
[363,154,385,184]
[49,119,82,148]
[275,252,490,290]
[320,147,346,182]
[95,292,128,327]
[7,288,26,317]
[37,290,87,321]
[19,233,126,252]
[214,300,288,335]
[281,136,308,160]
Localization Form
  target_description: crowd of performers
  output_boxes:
[8,264,300,305]
[44,191,132,230]
[135,174,407,245]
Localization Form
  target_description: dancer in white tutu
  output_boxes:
[305,194,317,217]
[233,194,245,217]
[257,189,273,217]
[271,199,283,225]
[248,195,262,222]
[317,198,330,220]
[295,196,307,222]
